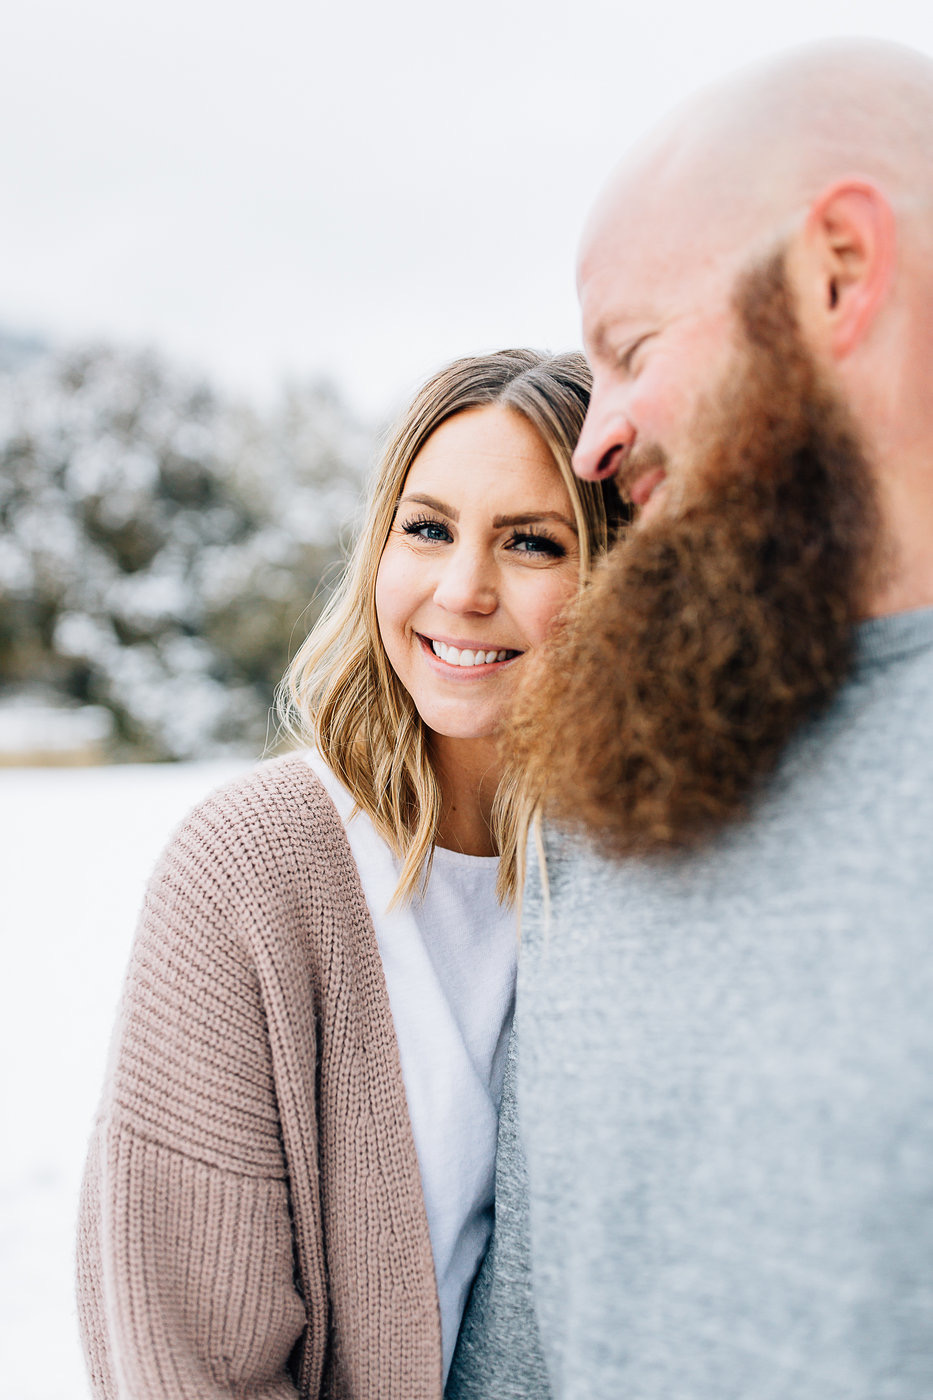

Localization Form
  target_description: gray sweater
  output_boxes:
[448,607,933,1400]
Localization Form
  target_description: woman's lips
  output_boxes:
[417,635,522,670]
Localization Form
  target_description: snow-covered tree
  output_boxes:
[0,342,373,759]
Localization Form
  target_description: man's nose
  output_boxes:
[573,397,635,481]
[433,546,497,614]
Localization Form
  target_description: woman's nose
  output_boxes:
[433,546,497,615]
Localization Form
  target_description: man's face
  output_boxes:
[573,202,741,521]
[505,250,880,857]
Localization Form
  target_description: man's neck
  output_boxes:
[862,456,933,618]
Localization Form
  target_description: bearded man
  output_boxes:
[447,39,933,1400]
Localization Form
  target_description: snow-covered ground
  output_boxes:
[0,759,252,1400]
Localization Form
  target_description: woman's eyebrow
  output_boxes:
[493,510,578,532]
[398,493,457,519]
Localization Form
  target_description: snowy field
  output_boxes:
[0,759,252,1400]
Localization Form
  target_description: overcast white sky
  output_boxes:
[4,0,933,418]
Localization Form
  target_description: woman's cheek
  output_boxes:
[527,572,579,646]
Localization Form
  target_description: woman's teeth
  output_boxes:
[430,639,516,667]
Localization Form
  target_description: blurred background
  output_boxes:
[4,1,933,1395]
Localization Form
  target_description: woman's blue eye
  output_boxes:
[399,517,565,557]
[401,516,451,542]
[508,530,565,558]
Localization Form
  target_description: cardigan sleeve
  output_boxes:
[76,792,312,1399]
[77,1120,306,1398]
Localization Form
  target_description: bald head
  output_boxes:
[583,38,933,279]
[573,39,933,614]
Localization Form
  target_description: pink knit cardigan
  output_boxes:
[76,754,443,1398]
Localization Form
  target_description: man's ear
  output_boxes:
[794,180,896,359]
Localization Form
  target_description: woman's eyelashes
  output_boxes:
[505,528,566,558]
[399,515,566,559]
[401,514,451,542]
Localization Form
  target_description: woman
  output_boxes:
[76,349,622,1399]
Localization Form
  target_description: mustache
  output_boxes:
[609,442,669,504]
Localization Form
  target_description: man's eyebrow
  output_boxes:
[586,320,610,358]
[586,312,648,362]
[493,511,578,532]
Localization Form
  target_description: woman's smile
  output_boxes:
[417,633,523,670]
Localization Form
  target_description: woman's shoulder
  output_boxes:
[179,749,341,848]
[150,751,356,917]
[126,753,371,1047]
[199,747,334,812]
[106,750,347,1173]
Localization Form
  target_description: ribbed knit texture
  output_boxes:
[76,753,443,1399]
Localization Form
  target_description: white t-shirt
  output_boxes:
[305,752,517,1381]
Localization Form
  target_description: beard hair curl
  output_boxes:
[509,252,880,858]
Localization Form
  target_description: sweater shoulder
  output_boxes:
[194,749,334,824]
[174,750,346,872]
[105,752,367,1174]
[149,751,363,924]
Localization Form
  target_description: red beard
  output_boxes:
[509,251,880,856]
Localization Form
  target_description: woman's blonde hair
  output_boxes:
[279,348,622,904]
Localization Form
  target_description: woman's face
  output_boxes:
[375,404,580,768]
